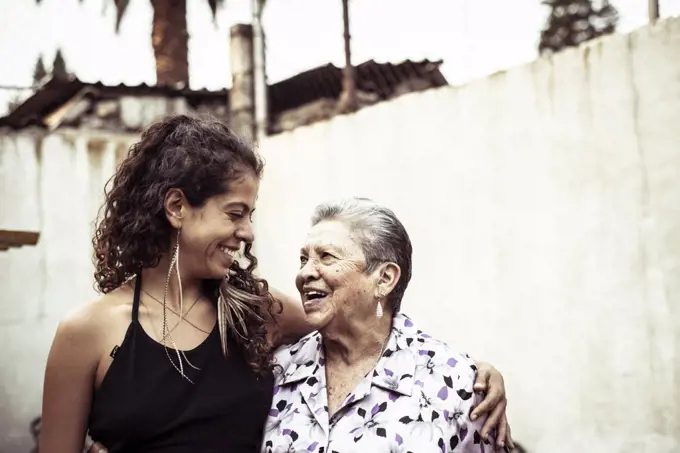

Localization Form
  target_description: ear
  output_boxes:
[374,262,401,299]
[163,188,186,229]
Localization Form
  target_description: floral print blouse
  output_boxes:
[262,313,498,453]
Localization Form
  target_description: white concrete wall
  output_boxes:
[1,18,679,453]
[0,129,131,452]
[254,18,680,453]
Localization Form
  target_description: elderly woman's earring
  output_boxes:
[376,292,384,319]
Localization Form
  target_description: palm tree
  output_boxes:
[36,0,226,87]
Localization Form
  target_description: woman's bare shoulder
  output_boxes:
[56,283,135,346]
[40,285,136,453]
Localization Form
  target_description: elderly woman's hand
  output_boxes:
[470,361,514,449]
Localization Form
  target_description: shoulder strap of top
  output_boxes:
[132,273,142,323]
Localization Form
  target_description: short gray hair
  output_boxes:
[311,197,412,312]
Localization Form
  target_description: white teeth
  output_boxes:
[305,291,326,299]
[219,246,237,257]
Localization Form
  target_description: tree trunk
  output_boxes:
[150,0,189,87]
[338,0,358,113]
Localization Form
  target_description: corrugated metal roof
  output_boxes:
[0,59,447,130]
[268,59,447,115]
[0,75,226,129]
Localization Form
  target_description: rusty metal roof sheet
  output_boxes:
[0,75,226,129]
[0,229,40,251]
[0,59,447,129]
[268,59,446,115]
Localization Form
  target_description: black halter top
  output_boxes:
[88,275,274,452]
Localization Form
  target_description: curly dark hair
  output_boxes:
[92,114,280,374]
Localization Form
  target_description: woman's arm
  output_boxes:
[267,288,314,347]
[40,308,100,453]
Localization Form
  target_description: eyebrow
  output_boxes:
[300,243,342,255]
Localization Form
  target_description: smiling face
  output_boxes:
[295,220,380,332]
[166,171,259,280]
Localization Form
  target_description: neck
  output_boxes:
[140,253,205,312]
[322,310,393,366]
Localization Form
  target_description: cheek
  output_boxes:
[294,272,304,289]
[191,215,233,240]
[180,222,219,253]
[178,223,201,247]
[320,267,345,288]
[328,270,370,299]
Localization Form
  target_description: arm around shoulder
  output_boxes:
[39,305,102,453]
[267,288,314,347]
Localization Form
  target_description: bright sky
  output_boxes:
[0,0,679,112]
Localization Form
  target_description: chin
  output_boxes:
[305,310,332,332]
[202,267,229,281]
[207,260,234,278]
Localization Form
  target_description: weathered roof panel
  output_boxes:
[0,59,447,130]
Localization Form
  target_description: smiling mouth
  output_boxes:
[302,289,329,306]
[218,245,239,260]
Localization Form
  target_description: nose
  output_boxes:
[235,220,255,244]
[295,258,320,289]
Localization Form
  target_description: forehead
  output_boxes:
[302,220,361,253]
[215,172,259,208]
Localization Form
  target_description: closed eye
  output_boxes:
[299,252,335,267]
[228,211,255,222]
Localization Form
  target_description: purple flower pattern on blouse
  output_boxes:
[261,313,498,453]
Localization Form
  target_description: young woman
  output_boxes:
[40,115,512,453]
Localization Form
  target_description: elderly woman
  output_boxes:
[263,198,502,453]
